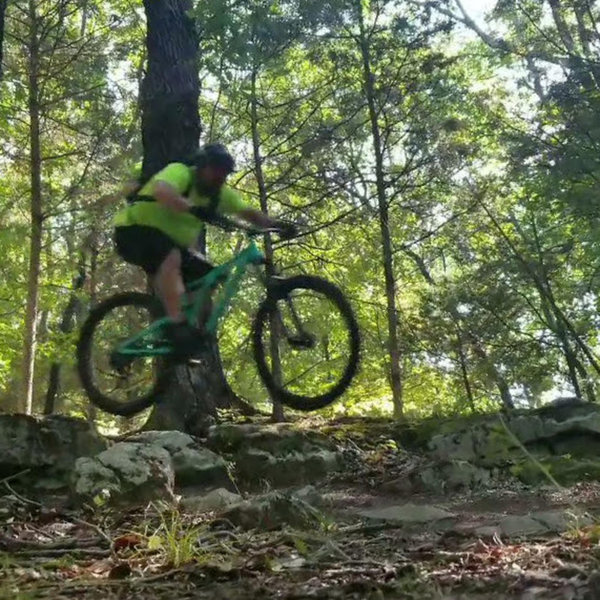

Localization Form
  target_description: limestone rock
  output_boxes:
[235,446,339,487]
[293,485,323,506]
[419,460,492,492]
[358,503,456,526]
[222,491,323,531]
[427,407,600,480]
[72,442,175,506]
[207,423,336,455]
[495,515,549,537]
[512,456,600,486]
[0,414,107,490]
[473,510,592,539]
[532,509,592,532]
[208,423,341,488]
[128,430,232,490]
[180,488,242,513]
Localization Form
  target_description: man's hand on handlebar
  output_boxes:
[189,204,299,239]
[189,205,217,221]
[273,219,298,240]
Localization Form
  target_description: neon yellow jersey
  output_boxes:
[113,162,248,247]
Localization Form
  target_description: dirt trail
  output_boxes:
[2,423,600,599]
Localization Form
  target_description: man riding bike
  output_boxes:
[113,143,293,354]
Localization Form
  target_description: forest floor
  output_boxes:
[1,418,600,599]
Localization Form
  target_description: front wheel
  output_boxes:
[76,292,172,417]
[252,275,360,411]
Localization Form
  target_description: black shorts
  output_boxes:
[114,225,212,283]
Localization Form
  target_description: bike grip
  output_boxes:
[189,205,213,220]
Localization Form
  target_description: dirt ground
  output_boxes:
[2,424,600,599]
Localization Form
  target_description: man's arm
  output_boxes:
[237,208,281,229]
[153,181,193,213]
[237,208,297,238]
[219,187,297,236]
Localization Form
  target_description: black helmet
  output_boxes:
[194,143,235,173]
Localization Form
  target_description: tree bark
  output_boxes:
[141,0,201,175]
[0,0,7,81]
[250,68,285,423]
[141,0,236,432]
[43,263,86,415]
[453,321,476,413]
[547,0,576,54]
[357,2,403,418]
[22,0,43,415]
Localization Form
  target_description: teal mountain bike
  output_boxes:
[76,214,360,416]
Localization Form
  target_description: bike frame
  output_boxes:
[115,238,266,358]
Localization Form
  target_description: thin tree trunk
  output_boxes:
[527,211,596,397]
[483,202,600,384]
[86,237,99,425]
[454,322,476,412]
[571,2,600,87]
[0,0,7,81]
[44,263,86,415]
[22,0,43,415]
[357,3,403,418]
[404,247,515,409]
[547,0,576,54]
[546,0,598,89]
[573,1,592,55]
[250,68,284,423]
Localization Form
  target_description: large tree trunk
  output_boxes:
[250,68,284,423]
[22,0,43,415]
[141,0,201,174]
[357,2,403,418]
[141,0,235,432]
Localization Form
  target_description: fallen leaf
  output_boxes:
[113,533,144,552]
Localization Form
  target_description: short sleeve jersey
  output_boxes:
[113,162,248,247]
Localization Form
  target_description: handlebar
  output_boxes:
[188,206,298,240]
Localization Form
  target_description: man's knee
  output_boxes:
[158,249,182,274]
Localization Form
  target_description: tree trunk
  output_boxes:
[526,211,598,396]
[86,236,99,426]
[546,0,576,54]
[404,247,515,409]
[141,0,235,432]
[250,68,284,423]
[22,0,43,415]
[453,321,476,412]
[0,0,7,81]
[357,3,403,418]
[43,263,86,415]
[141,0,201,175]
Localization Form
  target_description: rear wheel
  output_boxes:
[252,275,360,411]
[76,292,172,416]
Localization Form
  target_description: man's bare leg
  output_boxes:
[154,249,185,321]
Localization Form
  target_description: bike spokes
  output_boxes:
[87,303,164,408]
[260,289,352,397]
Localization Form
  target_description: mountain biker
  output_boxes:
[113,143,294,353]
